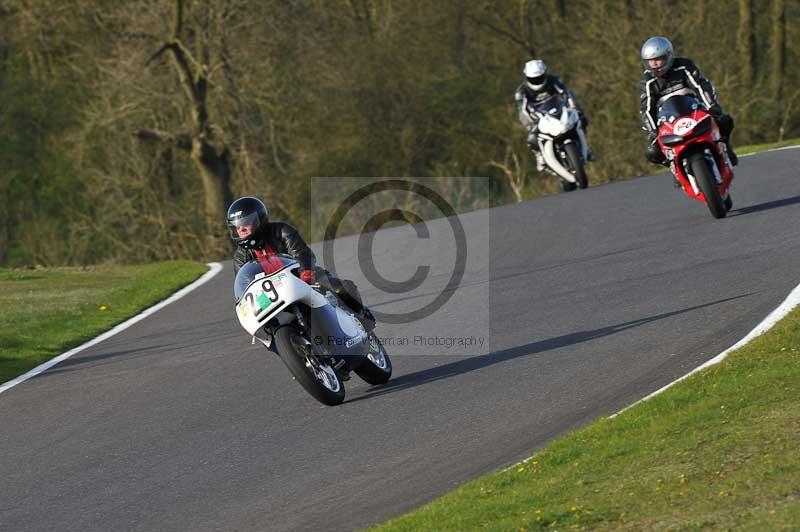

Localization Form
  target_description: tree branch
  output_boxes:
[465,13,534,55]
[146,43,170,66]
[134,128,192,151]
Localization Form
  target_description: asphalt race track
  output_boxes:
[2,148,799,532]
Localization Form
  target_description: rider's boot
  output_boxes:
[725,140,739,166]
[535,152,546,172]
[586,147,597,162]
[560,179,577,192]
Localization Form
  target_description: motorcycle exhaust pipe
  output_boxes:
[542,140,577,183]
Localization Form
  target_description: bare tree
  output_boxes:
[466,0,538,57]
[135,0,233,244]
[738,0,755,85]
[489,145,526,203]
[770,0,786,99]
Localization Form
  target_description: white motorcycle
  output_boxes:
[234,255,391,405]
[529,96,590,190]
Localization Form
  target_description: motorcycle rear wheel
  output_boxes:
[274,326,346,405]
[689,154,727,219]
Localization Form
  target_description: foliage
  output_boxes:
[1,0,799,265]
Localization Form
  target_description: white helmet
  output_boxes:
[524,59,547,91]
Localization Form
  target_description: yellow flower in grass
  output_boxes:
[98,305,109,311]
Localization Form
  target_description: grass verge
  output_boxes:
[372,305,800,531]
[737,137,800,156]
[523,137,800,196]
[637,136,800,180]
[0,261,209,385]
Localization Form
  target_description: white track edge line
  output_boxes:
[502,279,800,472]
[740,144,800,158]
[611,279,800,418]
[0,262,223,395]
[497,144,800,474]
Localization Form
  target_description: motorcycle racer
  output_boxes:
[227,196,375,331]
[515,59,595,171]
[638,36,738,168]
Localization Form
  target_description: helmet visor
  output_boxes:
[227,211,261,240]
[645,55,670,74]
[527,75,546,86]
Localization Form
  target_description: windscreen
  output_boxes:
[233,256,294,301]
[657,94,700,125]
[533,95,564,115]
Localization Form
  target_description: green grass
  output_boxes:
[737,137,800,156]
[373,306,800,531]
[523,137,800,196]
[0,261,208,384]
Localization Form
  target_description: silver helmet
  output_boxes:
[641,36,674,76]
[524,59,547,91]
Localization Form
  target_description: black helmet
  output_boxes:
[226,196,269,249]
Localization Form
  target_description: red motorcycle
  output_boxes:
[657,94,734,218]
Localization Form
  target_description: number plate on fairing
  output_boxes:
[673,118,697,136]
[237,273,288,324]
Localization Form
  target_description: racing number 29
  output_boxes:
[244,279,280,317]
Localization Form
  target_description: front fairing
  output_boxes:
[534,98,571,137]
[535,100,580,138]
[234,259,294,302]
[233,258,368,367]
[234,257,326,336]
[653,97,734,201]
[656,95,715,145]
[308,303,370,362]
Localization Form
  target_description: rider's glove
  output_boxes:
[300,269,316,285]
[708,104,723,117]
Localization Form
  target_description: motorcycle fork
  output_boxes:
[705,150,722,184]
[678,157,701,196]
[291,306,345,373]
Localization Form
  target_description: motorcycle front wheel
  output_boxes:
[724,194,733,212]
[274,326,346,405]
[689,153,727,219]
[564,142,588,189]
[355,333,392,385]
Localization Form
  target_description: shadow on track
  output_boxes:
[729,194,800,216]
[368,246,645,309]
[346,293,752,404]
